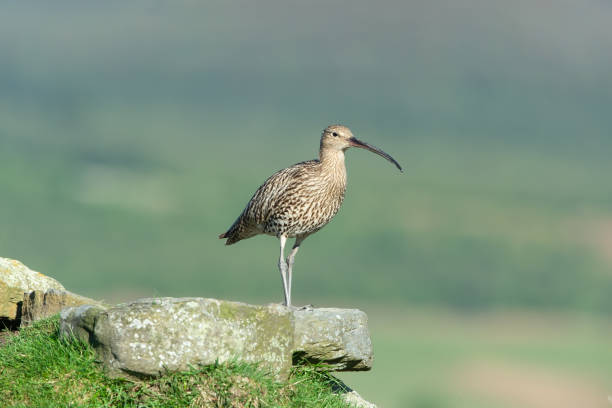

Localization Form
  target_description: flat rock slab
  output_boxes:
[61,298,294,379]
[60,297,373,380]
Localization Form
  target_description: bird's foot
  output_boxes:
[274,303,315,311]
[287,304,315,311]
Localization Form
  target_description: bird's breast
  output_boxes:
[279,176,346,235]
[254,159,348,237]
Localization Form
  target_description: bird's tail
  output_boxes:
[218,225,241,245]
[220,210,257,245]
[218,230,233,245]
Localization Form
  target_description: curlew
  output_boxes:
[219,125,402,307]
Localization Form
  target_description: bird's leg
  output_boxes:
[278,235,290,307]
[285,236,304,308]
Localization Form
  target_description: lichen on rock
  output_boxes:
[61,298,295,379]
[60,297,374,382]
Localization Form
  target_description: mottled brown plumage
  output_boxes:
[219,125,402,307]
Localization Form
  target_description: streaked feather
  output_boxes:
[220,157,346,245]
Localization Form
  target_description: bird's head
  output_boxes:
[320,124,402,172]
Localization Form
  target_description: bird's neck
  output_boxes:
[319,147,346,167]
[319,148,347,185]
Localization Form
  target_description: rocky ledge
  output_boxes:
[0,257,101,327]
[1,256,377,407]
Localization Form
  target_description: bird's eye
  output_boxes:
[332,132,338,137]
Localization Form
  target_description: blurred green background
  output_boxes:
[1,1,611,407]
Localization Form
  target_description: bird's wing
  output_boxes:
[220,160,318,243]
[247,160,318,223]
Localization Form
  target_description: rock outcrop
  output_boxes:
[21,289,105,326]
[60,297,373,381]
[0,257,100,327]
[0,257,65,321]
[1,257,377,406]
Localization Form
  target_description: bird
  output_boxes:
[219,125,402,307]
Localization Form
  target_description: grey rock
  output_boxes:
[60,297,374,381]
[61,298,294,379]
[0,257,65,320]
[21,289,106,327]
[60,304,106,344]
[293,307,373,371]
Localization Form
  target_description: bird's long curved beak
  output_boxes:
[349,137,403,172]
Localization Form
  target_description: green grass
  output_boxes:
[0,316,352,408]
